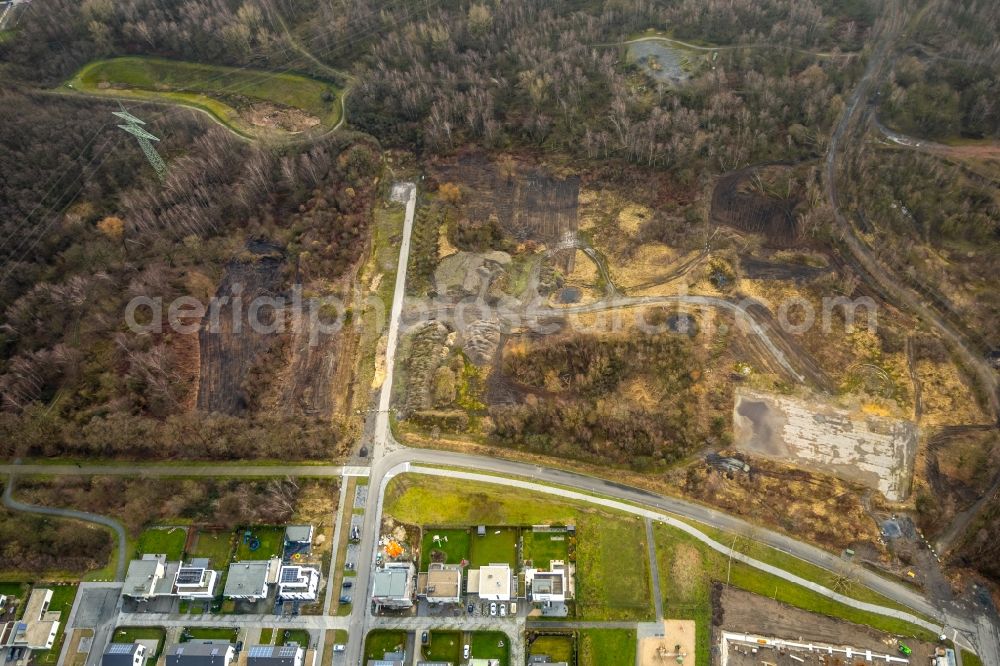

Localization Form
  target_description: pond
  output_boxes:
[628,40,691,85]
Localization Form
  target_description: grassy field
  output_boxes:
[653,522,939,655]
[277,629,310,647]
[423,631,462,663]
[259,628,274,644]
[67,57,342,139]
[962,650,984,666]
[364,630,407,661]
[135,527,188,560]
[182,627,238,643]
[529,634,575,662]
[420,528,471,569]
[578,629,636,666]
[236,527,285,560]
[577,516,653,620]
[112,627,165,656]
[523,531,570,569]
[470,528,518,567]
[470,631,510,665]
[188,530,234,568]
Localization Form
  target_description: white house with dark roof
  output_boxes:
[0,588,60,652]
[166,642,234,666]
[247,645,303,666]
[102,643,146,666]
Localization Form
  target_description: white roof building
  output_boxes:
[525,560,572,603]
[0,588,60,651]
[277,566,321,601]
[173,560,219,600]
[468,564,512,601]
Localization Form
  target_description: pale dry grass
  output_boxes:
[916,359,990,426]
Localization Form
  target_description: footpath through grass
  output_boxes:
[67,57,341,139]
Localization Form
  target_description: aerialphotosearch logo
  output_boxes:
[123,280,878,346]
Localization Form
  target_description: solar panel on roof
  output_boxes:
[278,647,298,657]
[107,644,135,654]
[279,568,301,583]
[176,568,204,585]
[248,647,273,658]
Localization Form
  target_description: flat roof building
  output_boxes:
[416,563,462,604]
[223,559,281,600]
[0,588,60,652]
[468,564,512,601]
[372,562,415,609]
[102,642,147,666]
[123,555,169,599]
[166,642,235,666]
[277,566,321,601]
[526,560,573,603]
[246,645,303,666]
[173,560,219,600]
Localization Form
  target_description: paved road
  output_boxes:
[3,474,128,581]
[116,612,348,630]
[0,464,360,477]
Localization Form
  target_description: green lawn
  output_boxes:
[423,631,461,663]
[579,629,636,666]
[529,634,575,662]
[576,516,653,620]
[385,475,579,526]
[135,527,188,560]
[523,531,570,569]
[420,528,471,569]
[277,629,310,648]
[182,628,238,643]
[67,57,342,139]
[0,582,27,600]
[259,628,274,644]
[364,630,407,661]
[236,527,285,560]
[112,627,166,657]
[470,631,510,665]
[962,650,984,666]
[188,530,235,568]
[470,528,518,567]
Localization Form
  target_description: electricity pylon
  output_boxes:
[113,105,167,181]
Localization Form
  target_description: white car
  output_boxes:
[332,645,345,652]
[499,604,507,617]
[490,602,497,616]
[510,602,517,615]
[463,645,470,659]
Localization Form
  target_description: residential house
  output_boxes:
[277,566,321,602]
[416,564,462,604]
[467,564,512,601]
[166,642,235,666]
[223,559,281,601]
[0,588,61,653]
[173,560,219,600]
[371,562,415,609]
[102,643,147,666]
[246,645,303,666]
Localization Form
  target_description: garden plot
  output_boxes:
[733,389,917,500]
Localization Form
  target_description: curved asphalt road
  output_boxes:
[3,474,128,581]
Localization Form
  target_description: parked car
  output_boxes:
[333,645,345,653]
[339,595,352,604]
[343,581,353,588]
[499,604,507,617]
[510,601,517,614]
[235,642,243,653]
[490,602,497,616]
[463,644,470,659]
[467,603,474,614]
[421,631,429,645]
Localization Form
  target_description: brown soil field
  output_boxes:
[716,587,938,665]
[711,166,802,247]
